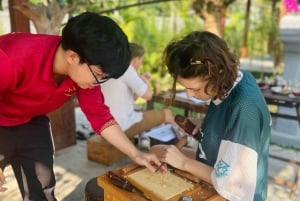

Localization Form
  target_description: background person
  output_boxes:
[0,12,161,201]
[150,31,271,201]
[101,42,176,143]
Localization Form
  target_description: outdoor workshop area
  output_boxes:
[0,0,300,201]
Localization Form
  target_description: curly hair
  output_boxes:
[163,31,239,100]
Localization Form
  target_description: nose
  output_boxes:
[185,90,195,98]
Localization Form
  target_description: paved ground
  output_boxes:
[0,140,299,201]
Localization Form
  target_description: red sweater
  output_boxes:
[0,33,116,134]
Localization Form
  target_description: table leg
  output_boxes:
[296,104,300,125]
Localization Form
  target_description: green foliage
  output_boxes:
[29,0,70,5]
[15,0,282,90]
[29,0,41,3]
[98,0,281,90]
[102,1,202,91]
[225,1,281,61]
[248,5,271,56]
[138,102,186,117]
[224,10,244,54]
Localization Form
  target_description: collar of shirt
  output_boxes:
[212,70,243,105]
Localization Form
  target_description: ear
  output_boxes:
[130,57,139,70]
[65,50,80,65]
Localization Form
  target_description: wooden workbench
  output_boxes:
[97,163,224,201]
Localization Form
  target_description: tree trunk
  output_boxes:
[192,0,236,37]
[203,14,220,36]
[241,0,251,58]
[268,0,282,66]
[14,1,73,34]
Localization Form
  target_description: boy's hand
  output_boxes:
[131,151,162,173]
[140,72,151,83]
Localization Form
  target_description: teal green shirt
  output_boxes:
[196,70,271,201]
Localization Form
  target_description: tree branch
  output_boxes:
[99,0,181,14]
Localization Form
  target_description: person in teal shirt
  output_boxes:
[151,31,271,201]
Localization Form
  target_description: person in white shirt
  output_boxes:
[101,42,175,140]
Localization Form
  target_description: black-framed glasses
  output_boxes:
[87,64,109,85]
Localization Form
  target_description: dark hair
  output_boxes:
[163,31,239,100]
[61,12,130,79]
[129,42,145,59]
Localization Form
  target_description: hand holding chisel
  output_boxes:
[155,114,200,172]
[155,135,188,172]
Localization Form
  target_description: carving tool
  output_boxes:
[156,114,201,172]
[174,114,202,141]
[107,171,141,193]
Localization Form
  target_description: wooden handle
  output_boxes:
[120,163,140,175]
[107,171,138,192]
[175,115,196,134]
[175,136,187,150]
[175,115,201,141]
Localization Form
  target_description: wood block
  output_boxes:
[87,135,126,166]
[47,98,76,150]
[127,168,194,200]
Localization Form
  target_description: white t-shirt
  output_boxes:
[101,65,148,130]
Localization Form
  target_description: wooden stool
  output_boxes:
[87,135,126,165]
[269,154,300,199]
[85,177,104,201]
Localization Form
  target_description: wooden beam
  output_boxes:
[8,0,30,32]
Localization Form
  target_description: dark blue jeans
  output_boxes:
[0,115,56,201]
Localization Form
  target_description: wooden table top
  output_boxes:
[261,87,300,105]
[261,87,300,124]
[150,91,209,114]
